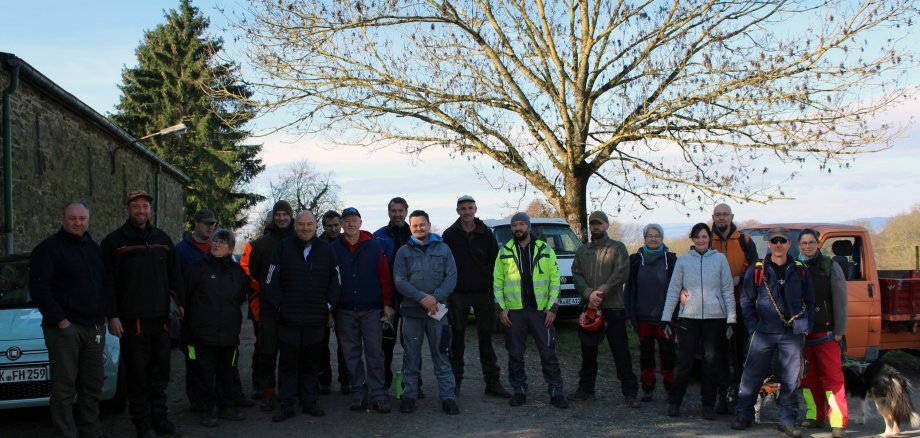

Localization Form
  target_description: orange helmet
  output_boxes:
[579,307,605,332]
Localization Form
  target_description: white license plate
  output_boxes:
[0,366,49,383]
[558,297,581,306]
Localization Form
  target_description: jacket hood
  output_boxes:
[712,222,740,241]
[686,247,719,258]
[342,230,375,250]
[409,232,443,247]
[637,244,670,269]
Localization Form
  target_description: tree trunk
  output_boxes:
[559,173,590,242]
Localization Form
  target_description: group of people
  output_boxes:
[29,192,849,438]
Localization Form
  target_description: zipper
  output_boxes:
[699,252,705,319]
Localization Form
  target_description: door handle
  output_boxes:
[868,282,874,298]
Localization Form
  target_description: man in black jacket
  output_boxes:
[263,210,341,422]
[240,200,294,410]
[442,195,509,398]
[31,202,112,438]
[102,190,184,438]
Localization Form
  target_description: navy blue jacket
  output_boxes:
[30,228,112,327]
[331,231,393,312]
[175,234,208,271]
[741,257,815,335]
[263,235,340,327]
[101,220,183,320]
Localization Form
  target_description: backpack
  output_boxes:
[737,232,758,268]
[752,259,807,287]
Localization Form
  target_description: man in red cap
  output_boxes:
[102,190,184,438]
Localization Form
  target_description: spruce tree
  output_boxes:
[112,0,263,229]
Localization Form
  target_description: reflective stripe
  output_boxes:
[802,388,817,420]
[825,390,845,428]
[188,345,197,360]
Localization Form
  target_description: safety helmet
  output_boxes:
[579,307,605,332]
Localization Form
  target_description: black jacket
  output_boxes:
[101,220,183,320]
[442,217,498,294]
[30,228,112,327]
[625,248,678,324]
[263,235,340,327]
[248,222,292,285]
[183,254,249,346]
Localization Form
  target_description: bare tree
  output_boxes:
[525,198,558,218]
[231,0,917,233]
[267,160,343,214]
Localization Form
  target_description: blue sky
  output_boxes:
[4,1,919,235]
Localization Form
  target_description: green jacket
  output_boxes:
[493,237,560,311]
[573,234,630,310]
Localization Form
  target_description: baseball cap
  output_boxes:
[126,190,153,205]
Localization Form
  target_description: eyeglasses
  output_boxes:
[712,212,732,217]
[799,241,818,246]
[770,237,788,245]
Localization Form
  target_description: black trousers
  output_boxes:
[121,318,171,428]
[668,317,726,407]
[576,308,638,397]
[254,306,279,392]
[719,320,750,393]
[277,324,324,405]
[448,292,500,384]
[319,325,351,388]
[194,345,237,410]
[43,323,105,438]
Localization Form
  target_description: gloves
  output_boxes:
[662,321,673,339]
[726,323,734,340]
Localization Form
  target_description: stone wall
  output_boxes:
[1,58,188,254]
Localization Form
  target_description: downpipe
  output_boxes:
[2,56,21,255]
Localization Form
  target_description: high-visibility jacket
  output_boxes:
[493,238,560,311]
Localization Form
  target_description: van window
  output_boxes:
[0,257,32,308]
[493,224,582,255]
[821,236,864,281]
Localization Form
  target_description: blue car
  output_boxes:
[0,254,124,411]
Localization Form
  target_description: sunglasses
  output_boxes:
[770,237,788,244]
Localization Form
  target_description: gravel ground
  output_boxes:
[2,317,919,437]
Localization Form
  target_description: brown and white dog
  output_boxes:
[753,375,781,424]
[844,360,920,437]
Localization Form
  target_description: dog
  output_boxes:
[843,360,920,437]
[753,375,781,424]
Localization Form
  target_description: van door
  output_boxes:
[820,234,881,360]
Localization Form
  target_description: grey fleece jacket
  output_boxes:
[661,248,736,323]
[392,233,458,319]
[572,234,630,310]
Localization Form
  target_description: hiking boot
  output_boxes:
[777,424,802,438]
[509,393,526,407]
[567,389,594,401]
[373,399,391,414]
[800,419,824,428]
[260,389,276,412]
[701,406,715,420]
[667,404,680,417]
[550,395,569,409]
[349,399,368,412]
[484,381,511,398]
[302,402,325,417]
[640,389,653,402]
[831,427,845,438]
[399,397,416,414]
[731,418,751,430]
[272,404,295,423]
[218,407,245,421]
[442,399,460,415]
[626,396,640,408]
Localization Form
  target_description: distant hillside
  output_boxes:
[844,217,890,231]
[654,216,890,238]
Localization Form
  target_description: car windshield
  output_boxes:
[494,224,582,255]
[0,256,32,309]
[744,228,803,259]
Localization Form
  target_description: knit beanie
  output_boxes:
[510,212,531,226]
[273,200,294,217]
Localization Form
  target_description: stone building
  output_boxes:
[1,53,189,254]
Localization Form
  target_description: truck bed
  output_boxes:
[879,270,920,333]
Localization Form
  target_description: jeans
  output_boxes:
[400,315,455,400]
[43,323,105,438]
[736,329,805,426]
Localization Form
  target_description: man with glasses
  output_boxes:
[732,227,814,438]
[710,203,759,414]
[797,229,848,438]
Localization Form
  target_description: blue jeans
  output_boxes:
[735,329,804,426]
[400,315,455,400]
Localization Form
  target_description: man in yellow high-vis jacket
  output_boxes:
[494,212,567,409]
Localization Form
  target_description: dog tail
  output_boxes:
[888,372,919,426]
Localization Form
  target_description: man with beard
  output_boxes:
[710,203,759,414]
[494,212,567,409]
[372,197,412,390]
[442,195,510,398]
[318,209,351,395]
[240,200,294,411]
[568,211,639,408]
[102,190,183,438]
[264,210,341,422]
